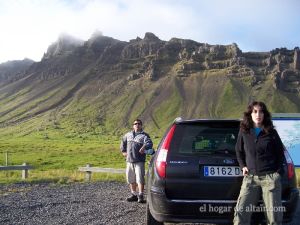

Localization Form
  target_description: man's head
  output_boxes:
[132,119,143,132]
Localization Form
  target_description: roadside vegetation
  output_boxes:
[296,169,300,187]
[0,131,160,184]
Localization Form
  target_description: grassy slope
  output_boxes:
[215,78,249,118]
[1,67,300,183]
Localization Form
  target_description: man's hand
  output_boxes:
[139,145,146,154]
[242,167,248,176]
[122,152,127,157]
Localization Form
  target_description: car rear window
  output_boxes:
[169,121,240,155]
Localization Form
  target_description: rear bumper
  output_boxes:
[148,187,299,224]
[149,188,237,224]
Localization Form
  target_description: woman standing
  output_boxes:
[234,101,285,225]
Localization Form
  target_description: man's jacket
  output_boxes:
[120,131,153,163]
[235,128,285,175]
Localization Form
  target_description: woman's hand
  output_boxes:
[242,167,249,176]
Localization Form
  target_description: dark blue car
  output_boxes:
[146,118,298,225]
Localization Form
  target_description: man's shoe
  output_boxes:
[126,194,138,202]
[137,194,146,203]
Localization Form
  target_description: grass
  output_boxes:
[215,78,248,118]
[0,138,123,169]
[2,132,298,187]
[0,132,159,184]
[0,134,120,184]
[151,78,182,133]
[296,169,300,187]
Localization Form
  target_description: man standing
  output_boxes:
[120,119,153,203]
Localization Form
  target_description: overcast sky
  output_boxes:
[0,0,299,63]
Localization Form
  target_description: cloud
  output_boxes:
[0,0,299,63]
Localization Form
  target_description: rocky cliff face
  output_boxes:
[129,34,299,92]
[0,32,299,135]
[121,32,164,59]
[3,32,298,92]
[0,58,35,85]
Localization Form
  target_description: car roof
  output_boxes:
[173,117,241,124]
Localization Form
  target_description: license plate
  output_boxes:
[204,166,242,177]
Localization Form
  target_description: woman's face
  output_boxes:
[251,105,264,127]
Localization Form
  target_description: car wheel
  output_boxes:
[146,202,164,225]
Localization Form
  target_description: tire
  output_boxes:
[146,202,164,225]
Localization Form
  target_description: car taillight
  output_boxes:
[284,150,295,179]
[155,124,176,178]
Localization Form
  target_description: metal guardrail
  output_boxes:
[78,164,125,181]
[0,163,34,179]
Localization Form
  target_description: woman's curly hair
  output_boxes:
[240,101,274,133]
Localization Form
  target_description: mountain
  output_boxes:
[0,58,35,86]
[0,32,299,137]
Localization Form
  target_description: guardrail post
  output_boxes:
[85,164,92,182]
[22,162,28,180]
[5,152,8,166]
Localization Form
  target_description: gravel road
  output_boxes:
[0,181,298,225]
[0,181,145,225]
